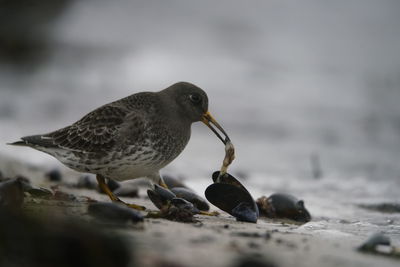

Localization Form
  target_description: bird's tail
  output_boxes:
[7,140,28,146]
[7,135,54,148]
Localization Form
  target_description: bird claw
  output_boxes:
[123,202,147,211]
[199,210,220,216]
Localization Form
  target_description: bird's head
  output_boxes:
[163,81,231,145]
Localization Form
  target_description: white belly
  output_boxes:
[43,138,186,181]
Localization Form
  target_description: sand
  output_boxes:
[0,154,399,267]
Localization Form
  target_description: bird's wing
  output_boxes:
[40,104,144,153]
[10,92,156,153]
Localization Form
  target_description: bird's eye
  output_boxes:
[189,93,202,104]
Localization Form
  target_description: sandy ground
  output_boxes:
[1,154,399,267]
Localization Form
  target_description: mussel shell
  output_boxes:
[171,187,210,211]
[162,175,189,189]
[258,193,311,222]
[212,171,247,191]
[88,202,144,223]
[205,179,258,223]
[171,197,199,213]
[154,184,176,200]
[232,202,258,223]
[147,190,166,210]
[211,171,258,216]
[147,184,176,209]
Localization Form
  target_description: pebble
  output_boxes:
[76,175,98,190]
[171,187,209,211]
[358,232,391,252]
[45,169,62,182]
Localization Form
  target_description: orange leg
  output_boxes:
[158,178,169,189]
[198,210,220,216]
[96,175,146,211]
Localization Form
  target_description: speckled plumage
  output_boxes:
[12,82,210,183]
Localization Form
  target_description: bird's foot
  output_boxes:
[120,201,147,211]
[198,210,220,216]
[96,175,146,211]
[145,210,163,218]
[158,180,169,189]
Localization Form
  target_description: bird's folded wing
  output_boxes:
[45,104,146,153]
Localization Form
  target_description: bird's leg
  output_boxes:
[96,175,146,211]
[148,172,169,189]
[96,175,119,201]
[158,176,169,189]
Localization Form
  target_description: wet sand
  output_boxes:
[1,154,399,267]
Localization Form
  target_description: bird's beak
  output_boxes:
[201,111,230,145]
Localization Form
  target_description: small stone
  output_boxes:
[45,169,62,182]
[76,175,98,190]
[358,232,391,252]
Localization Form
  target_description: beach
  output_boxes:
[1,154,399,267]
[1,1,400,266]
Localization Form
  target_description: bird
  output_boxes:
[9,82,231,210]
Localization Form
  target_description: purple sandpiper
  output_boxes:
[9,82,231,210]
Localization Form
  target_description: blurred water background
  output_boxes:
[1,0,399,243]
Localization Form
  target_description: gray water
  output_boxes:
[1,0,400,244]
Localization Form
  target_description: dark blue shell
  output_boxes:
[205,171,258,223]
